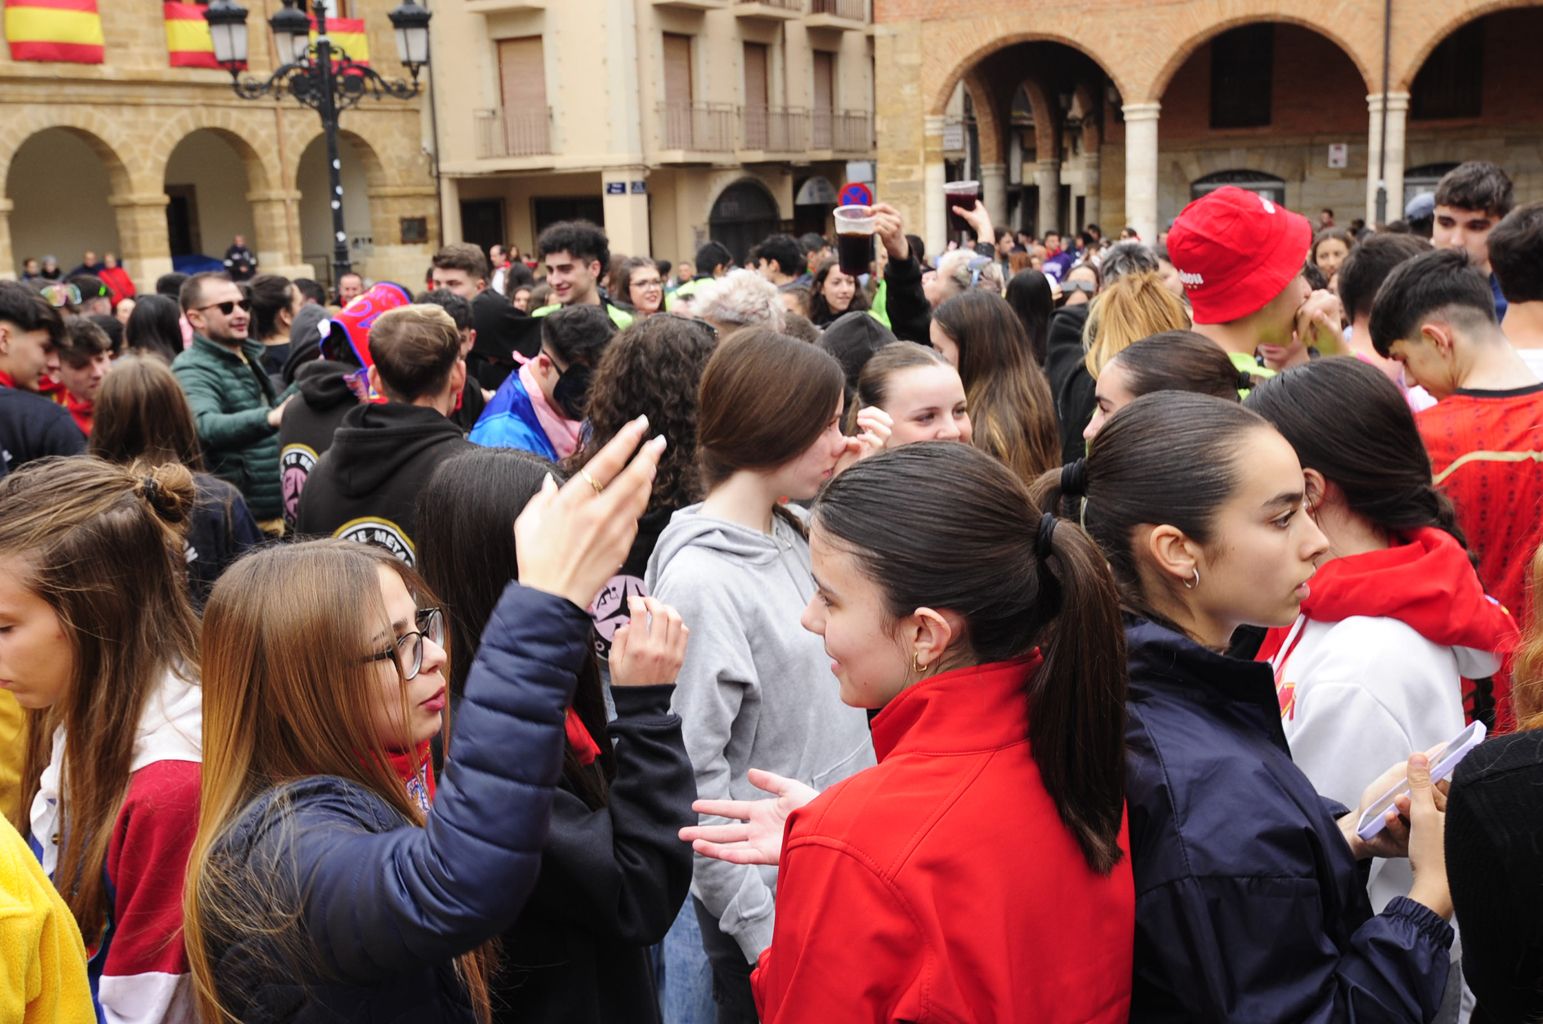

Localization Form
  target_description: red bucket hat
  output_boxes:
[1166,186,1312,324]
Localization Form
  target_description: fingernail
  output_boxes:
[651,434,668,449]
[543,472,557,491]
[634,414,649,429]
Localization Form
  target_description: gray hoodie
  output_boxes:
[647,504,875,962]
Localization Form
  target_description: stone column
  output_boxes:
[0,200,14,282]
[109,193,173,287]
[1034,159,1060,236]
[1122,102,1161,245]
[441,175,463,245]
[1365,92,1410,227]
[923,114,947,255]
[980,162,1008,229]
[602,168,651,260]
[248,189,309,280]
[1082,151,1102,231]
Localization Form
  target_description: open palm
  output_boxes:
[678,769,820,866]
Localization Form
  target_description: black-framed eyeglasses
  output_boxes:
[196,299,253,316]
[657,311,718,338]
[365,607,444,681]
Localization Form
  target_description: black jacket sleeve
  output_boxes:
[285,583,588,983]
[1044,305,1095,464]
[529,683,696,944]
[882,251,932,345]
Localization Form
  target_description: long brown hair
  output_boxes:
[88,353,204,470]
[184,541,493,1023]
[697,327,845,489]
[1514,542,1543,732]
[814,443,1127,873]
[932,291,1060,485]
[2,457,200,941]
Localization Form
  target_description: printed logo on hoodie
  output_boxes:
[282,443,321,528]
[335,516,415,565]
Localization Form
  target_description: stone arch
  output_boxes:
[1150,13,1376,99]
[162,128,267,265]
[289,126,391,192]
[961,73,1004,165]
[149,112,278,196]
[1,122,134,198]
[1395,0,1542,90]
[294,128,393,284]
[4,125,138,282]
[930,28,1132,120]
[1015,78,1058,162]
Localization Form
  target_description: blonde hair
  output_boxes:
[184,541,492,1023]
[1083,271,1191,377]
[1513,542,1543,731]
[0,457,200,941]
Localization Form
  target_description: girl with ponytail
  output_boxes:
[0,456,203,1023]
[1034,393,1456,1023]
[683,441,1134,1022]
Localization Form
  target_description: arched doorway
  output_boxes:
[708,180,778,266]
[1156,22,1369,225]
[164,130,258,273]
[8,128,123,276]
[297,131,383,287]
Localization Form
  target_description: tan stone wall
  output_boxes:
[0,0,435,287]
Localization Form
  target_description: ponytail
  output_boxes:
[813,442,1126,874]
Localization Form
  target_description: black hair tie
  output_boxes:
[141,475,160,509]
[1237,369,1255,390]
[1036,512,1058,560]
[1060,458,1088,498]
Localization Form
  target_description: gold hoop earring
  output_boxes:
[911,650,926,674]
[1182,568,1200,591]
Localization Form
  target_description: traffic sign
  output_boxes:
[839,182,873,206]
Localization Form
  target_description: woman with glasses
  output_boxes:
[0,457,204,1023]
[184,420,668,1023]
[612,256,666,318]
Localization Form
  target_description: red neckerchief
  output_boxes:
[566,707,600,765]
[382,740,437,812]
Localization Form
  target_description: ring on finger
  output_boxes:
[580,469,605,495]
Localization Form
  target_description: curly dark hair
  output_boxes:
[807,258,870,327]
[562,314,716,512]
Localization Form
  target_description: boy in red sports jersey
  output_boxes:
[1371,247,1543,726]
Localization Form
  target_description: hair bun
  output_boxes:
[1060,458,1089,498]
[133,461,196,527]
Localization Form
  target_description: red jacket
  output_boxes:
[752,656,1135,1023]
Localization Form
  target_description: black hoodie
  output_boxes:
[295,402,471,565]
[279,360,361,529]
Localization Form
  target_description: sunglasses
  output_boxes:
[196,299,253,316]
[365,607,445,682]
[38,283,81,308]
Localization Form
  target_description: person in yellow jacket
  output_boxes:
[0,814,95,1023]
[0,691,23,823]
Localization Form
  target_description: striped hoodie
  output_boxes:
[30,671,201,1024]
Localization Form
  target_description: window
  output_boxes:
[1411,22,1483,120]
[1210,24,1273,129]
[812,50,835,147]
[1191,170,1287,205]
[496,37,549,155]
[662,34,695,148]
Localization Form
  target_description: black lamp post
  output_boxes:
[204,0,431,287]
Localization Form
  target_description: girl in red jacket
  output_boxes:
[683,441,1135,1023]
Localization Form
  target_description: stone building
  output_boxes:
[0,0,436,290]
[873,0,1543,248]
[430,0,876,265]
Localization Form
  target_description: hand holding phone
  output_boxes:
[1355,721,1485,841]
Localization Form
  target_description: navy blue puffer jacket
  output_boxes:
[200,583,590,1022]
[1124,619,1454,1023]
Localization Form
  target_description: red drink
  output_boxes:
[944,180,982,237]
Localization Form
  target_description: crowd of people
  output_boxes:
[1,157,1542,1024]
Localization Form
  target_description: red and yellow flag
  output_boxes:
[164,1,242,69]
[4,0,104,64]
[309,15,368,65]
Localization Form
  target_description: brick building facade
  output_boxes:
[873,0,1543,247]
[0,0,436,290]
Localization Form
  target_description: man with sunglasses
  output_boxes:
[172,272,293,532]
[0,281,80,476]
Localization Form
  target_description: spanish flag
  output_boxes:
[4,0,104,64]
[310,15,369,65]
[164,1,241,69]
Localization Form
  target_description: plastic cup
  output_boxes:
[944,180,982,236]
[833,204,876,277]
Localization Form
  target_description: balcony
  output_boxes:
[652,0,726,9]
[810,108,874,154]
[658,102,736,159]
[731,0,803,20]
[474,107,553,161]
[805,0,864,28]
[739,106,809,156]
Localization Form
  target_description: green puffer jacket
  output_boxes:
[172,334,288,521]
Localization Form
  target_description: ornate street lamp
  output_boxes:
[204,0,431,286]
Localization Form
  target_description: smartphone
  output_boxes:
[1355,720,1487,841]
